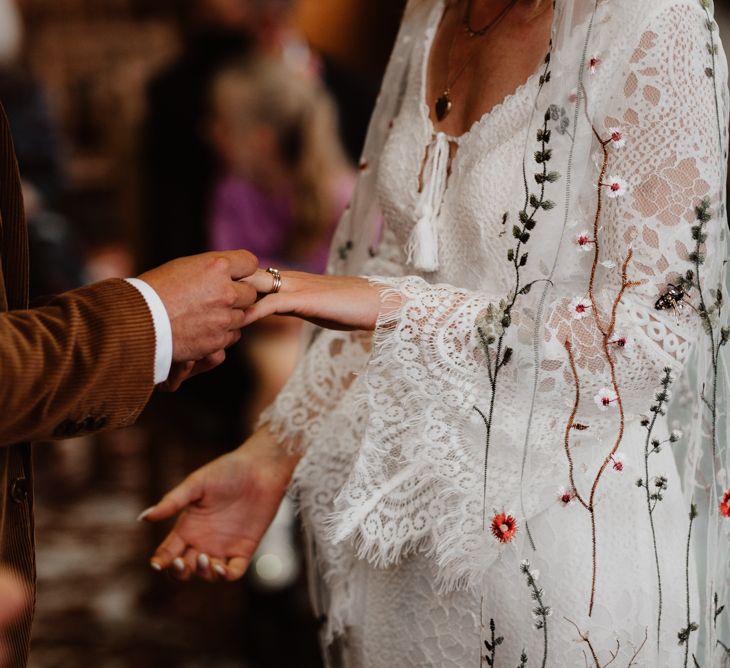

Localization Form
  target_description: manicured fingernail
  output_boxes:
[197,554,210,571]
[172,558,185,573]
[150,561,162,572]
[213,564,227,578]
[137,507,155,522]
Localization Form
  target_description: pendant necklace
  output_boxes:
[435,0,520,122]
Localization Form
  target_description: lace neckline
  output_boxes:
[420,0,540,146]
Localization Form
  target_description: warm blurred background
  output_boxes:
[2,0,729,666]
[1,0,405,666]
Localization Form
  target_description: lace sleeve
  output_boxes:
[258,218,407,450]
[326,0,727,589]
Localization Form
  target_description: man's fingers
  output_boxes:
[215,250,258,280]
[162,361,195,392]
[150,531,187,570]
[228,308,247,331]
[230,280,257,309]
[224,330,241,349]
[193,351,226,375]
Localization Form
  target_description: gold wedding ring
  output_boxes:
[266,267,282,294]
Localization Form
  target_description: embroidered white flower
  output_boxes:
[600,260,617,269]
[575,230,594,251]
[605,176,629,198]
[607,127,626,149]
[670,429,683,443]
[611,453,627,472]
[594,387,618,410]
[569,296,592,320]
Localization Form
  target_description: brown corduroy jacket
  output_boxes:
[0,104,157,667]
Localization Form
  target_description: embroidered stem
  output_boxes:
[637,367,674,647]
[678,503,699,667]
[565,617,622,668]
[563,340,590,511]
[482,618,504,666]
[642,419,663,645]
[587,129,611,335]
[521,560,549,668]
[564,250,637,616]
[627,629,649,667]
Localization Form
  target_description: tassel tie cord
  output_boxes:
[408,131,451,272]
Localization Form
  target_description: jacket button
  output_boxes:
[10,478,29,504]
[53,419,78,439]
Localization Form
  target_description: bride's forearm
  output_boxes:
[241,269,392,331]
[237,423,302,487]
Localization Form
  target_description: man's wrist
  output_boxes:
[124,278,173,384]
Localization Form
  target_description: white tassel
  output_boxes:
[408,211,440,272]
[408,132,450,272]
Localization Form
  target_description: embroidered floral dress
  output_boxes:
[261,0,730,665]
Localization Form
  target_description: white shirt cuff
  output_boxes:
[124,278,173,384]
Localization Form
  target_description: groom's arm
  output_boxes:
[0,278,158,446]
[0,243,261,447]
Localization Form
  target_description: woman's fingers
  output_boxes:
[210,557,228,580]
[243,293,288,326]
[195,553,221,582]
[150,530,187,571]
[239,268,279,294]
[138,474,203,524]
[222,556,250,582]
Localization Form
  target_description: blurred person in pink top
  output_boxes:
[208,55,353,273]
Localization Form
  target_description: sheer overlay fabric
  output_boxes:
[261,0,730,664]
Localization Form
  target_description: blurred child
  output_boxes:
[208,55,353,275]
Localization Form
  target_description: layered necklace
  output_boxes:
[435,0,520,122]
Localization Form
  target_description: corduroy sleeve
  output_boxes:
[0,278,157,446]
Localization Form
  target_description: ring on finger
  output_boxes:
[265,267,282,294]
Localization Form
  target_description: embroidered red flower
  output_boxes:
[720,490,730,517]
[575,230,594,252]
[589,56,601,73]
[558,486,575,505]
[491,513,518,543]
[611,453,626,472]
[610,334,628,349]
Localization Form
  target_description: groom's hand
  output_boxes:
[139,250,258,363]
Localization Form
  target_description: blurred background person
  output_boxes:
[0,0,82,302]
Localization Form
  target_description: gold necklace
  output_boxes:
[435,0,519,122]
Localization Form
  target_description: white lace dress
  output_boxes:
[262,1,729,666]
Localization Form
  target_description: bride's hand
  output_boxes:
[139,427,299,582]
[241,270,395,331]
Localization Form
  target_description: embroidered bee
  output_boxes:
[655,283,688,324]
[655,283,685,310]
